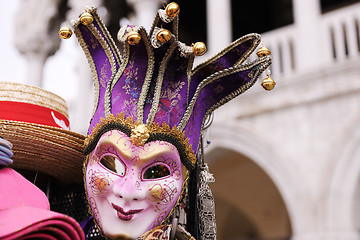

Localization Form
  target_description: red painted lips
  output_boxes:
[112,203,143,221]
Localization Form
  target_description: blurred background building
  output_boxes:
[2,0,360,239]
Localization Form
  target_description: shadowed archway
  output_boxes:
[208,149,291,240]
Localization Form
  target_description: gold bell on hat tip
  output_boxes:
[193,42,207,56]
[157,29,172,43]
[257,46,271,57]
[166,2,180,18]
[127,31,142,45]
[261,77,276,91]
[58,26,72,39]
[80,12,94,26]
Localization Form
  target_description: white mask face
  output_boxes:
[85,129,185,239]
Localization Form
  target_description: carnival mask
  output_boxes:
[70,2,272,239]
[85,130,186,239]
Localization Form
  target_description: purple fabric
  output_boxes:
[110,42,149,121]
[78,24,118,135]
[188,36,258,103]
[153,45,189,128]
[80,216,94,240]
[92,20,121,70]
[142,43,172,122]
[184,66,259,153]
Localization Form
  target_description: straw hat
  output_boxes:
[0,82,85,184]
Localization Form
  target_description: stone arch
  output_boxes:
[204,122,304,237]
[208,149,291,239]
[325,122,360,239]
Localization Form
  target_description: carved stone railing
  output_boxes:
[260,26,296,79]
[260,2,360,80]
[321,3,360,62]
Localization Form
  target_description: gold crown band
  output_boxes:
[84,113,196,170]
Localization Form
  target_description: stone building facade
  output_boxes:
[7,0,360,239]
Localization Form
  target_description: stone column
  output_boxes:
[206,0,232,57]
[292,0,331,71]
[14,0,66,87]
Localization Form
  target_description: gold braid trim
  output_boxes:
[84,112,131,147]
[84,113,196,167]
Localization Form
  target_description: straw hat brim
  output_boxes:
[0,119,85,184]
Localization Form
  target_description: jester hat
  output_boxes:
[69,4,272,171]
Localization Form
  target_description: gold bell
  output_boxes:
[58,26,72,39]
[261,77,276,91]
[157,29,172,43]
[165,2,180,18]
[127,31,142,45]
[257,46,271,57]
[193,42,207,56]
[80,12,94,26]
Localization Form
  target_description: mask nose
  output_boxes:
[112,174,146,201]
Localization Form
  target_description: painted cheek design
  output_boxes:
[149,184,165,202]
[88,169,113,196]
[148,181,178,204]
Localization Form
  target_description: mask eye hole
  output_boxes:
[100,155,125,176]
[143,164,170,180]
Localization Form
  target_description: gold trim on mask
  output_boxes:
[84,113,197,168]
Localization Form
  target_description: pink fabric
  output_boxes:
[0,168,85,240]
[0,168,50,211]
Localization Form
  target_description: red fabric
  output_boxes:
[0,101,69,129]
